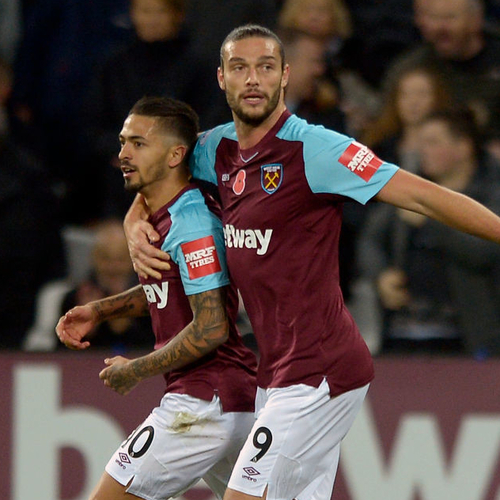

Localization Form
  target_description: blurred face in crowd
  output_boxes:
[92,223,134,292]
[414,0,483,59]
[218,36,289,126]
[119,114,173,195]
[285,35,326,103]
[418,118,470,181]
[396,71,438,126]
[291,0,338,38]
[131,0,184,42]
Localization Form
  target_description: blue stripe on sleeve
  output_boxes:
[277,115,399,205]
[161,190,230,296]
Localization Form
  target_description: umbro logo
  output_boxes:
[119,453,131,464]
[243,466,260,476]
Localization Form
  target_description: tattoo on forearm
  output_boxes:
[130,288,229,381]
[93,286,149,322]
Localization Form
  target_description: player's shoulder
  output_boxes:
[278,113,350,148]
[169,187,221,234]
[191,125,236,184]
[197,121,237,149]
[278,113,353,161]
[170,187,209,217]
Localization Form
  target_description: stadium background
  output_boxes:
[2,353,500,500]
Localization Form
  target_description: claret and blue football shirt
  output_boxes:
[139,184,257,412]
[191,110,399,396]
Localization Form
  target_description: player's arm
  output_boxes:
[56,285,149,350]
[375,168,500,244]
[99,286,229,395]
[124,194,171,279]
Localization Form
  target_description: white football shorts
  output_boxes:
[105,392,255,500]
[227,378,369,500]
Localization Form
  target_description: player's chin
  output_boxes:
[238,107,271,127]
[124,180,141,193]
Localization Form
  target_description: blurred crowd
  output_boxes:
[3,0,500,359]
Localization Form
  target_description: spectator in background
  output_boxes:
[385,0,500,161]
[0,56,66,349]
[8,0,132,225]
[340,67,455,317]
[299,0,418,141]
[276,0,382,140]
[84,0,225,220]
[24,218,153,352]
[278,0,352,45]
[279,27,346,132]
[361,62,455,170]
[357,107,500,358]
[277,0,352,96]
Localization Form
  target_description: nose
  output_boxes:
[118,142,131,161]
[245,66,259,86]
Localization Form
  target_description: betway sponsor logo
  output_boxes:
[143,282,169,309]
[224,224,272,255]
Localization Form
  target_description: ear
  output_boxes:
[168,144,188,168]
[281,64,290,90]
[217,66,226,91]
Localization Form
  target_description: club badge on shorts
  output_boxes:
[261,164,283,194]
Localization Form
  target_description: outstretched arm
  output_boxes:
[124,194,171,279]
[99,286,230,395]
[56,285,149,350]
[376,169,500,244]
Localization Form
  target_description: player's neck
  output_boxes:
[143,176,190,214]
[234,102,287,150]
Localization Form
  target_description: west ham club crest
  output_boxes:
[261,164,283,194]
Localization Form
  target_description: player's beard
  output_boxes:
[226,84,282,127]
[123,161,164,194]
[124,177,141,193]
[122,165,142,193]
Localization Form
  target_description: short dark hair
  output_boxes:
[129,96,199,155]
[220,24,285,70]
[424,107,483,157]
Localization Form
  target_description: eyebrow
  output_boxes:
[119,134,147,142]
[228,55,277,64]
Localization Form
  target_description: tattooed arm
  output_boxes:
[99,287,230,395]
[56,285,149,350]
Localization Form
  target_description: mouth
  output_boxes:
[242,92,266,105]
[121,164,136,178]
